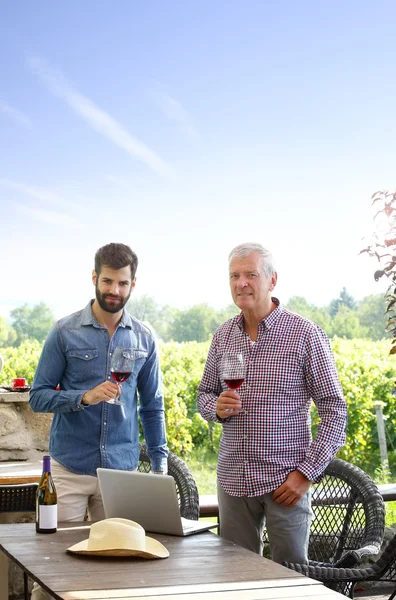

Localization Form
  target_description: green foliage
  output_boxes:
[329,287,356,317]
[331,305,368,339]
[0,316,16,348]
[356,294,389,341]
[184,448,218,495]
[286,292,388,341]
[167,304,218,343]
[167,303,240,343]
[128,297,238,344]
[373,460,392,485]
[0,339,43,386]
[360,190,396,354]
[329,338,396,474]
[386,501,396,527]
[3,289,389,349]
[287,298,334,335]
[159,341,216,455]
[2,337,396,479]
[10,302,55,346]
[126,295,175,341]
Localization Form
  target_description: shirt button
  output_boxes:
[85,355,88,359]
[104,422,107,426]
[102,445,105,449]
[108,376,111,380]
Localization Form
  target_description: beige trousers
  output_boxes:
[31,460,105,599]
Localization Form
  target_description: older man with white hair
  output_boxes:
[198,242,347,564]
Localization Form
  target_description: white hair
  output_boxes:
[228,242,276,277]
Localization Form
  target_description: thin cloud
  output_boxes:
[0,103,32,129]
[28,56,174,179]
[0,178,78,208]
[153,91,198,140]
[15,203,83,229]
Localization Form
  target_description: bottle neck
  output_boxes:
[43,455,51,472]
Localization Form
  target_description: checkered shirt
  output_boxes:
[197,298,347,497]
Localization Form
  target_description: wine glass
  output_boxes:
[107,348,134,405]
[221,352,246,391]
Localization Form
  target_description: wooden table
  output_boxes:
[0,461,42,485]
[0,522,347,600]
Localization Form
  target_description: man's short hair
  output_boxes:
[94,243,138,279]
[228,242,275,278]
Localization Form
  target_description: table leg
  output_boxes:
[0,549,8,600]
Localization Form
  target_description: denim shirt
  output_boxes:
[30,301,168,475]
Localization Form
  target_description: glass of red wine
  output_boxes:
[221,352,246,392]
[107,348,134,405]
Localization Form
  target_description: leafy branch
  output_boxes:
[360,190,396,354]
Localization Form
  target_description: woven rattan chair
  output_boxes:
[308,532,396,600]
[138,443,200,520]
[0,483,38,513]
[281,458,386,597]
[0,483,38,600]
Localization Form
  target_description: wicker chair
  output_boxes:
[281,458,386,597]
[301,532,396,600]
[0,483,38,513]
[138,444,200,520]
[0,482,38,600]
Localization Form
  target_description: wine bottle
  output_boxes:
[36,455,58,534]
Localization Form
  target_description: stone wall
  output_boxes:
[0,390,52,461]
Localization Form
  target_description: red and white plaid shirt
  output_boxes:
[198,298,347,497]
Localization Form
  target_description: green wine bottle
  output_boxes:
[36,455,57,534]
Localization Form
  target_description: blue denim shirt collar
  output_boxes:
[81,301,133,329]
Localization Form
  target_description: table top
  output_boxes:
[0,460,42,484]
[0,522,346,600]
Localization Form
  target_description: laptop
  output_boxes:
[97,468,218,536]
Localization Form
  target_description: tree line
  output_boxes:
[0,288,390,348]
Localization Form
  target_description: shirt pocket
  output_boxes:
[66,348,99,383]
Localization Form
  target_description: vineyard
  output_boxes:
[1,338,395,477]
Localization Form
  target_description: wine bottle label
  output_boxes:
[39,505,58,529]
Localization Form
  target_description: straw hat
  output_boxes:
[67,518,169,559]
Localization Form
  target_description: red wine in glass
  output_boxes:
[221,353,246,390]
[224,378,244,390]
[111,371,132,383]
[107,348,134,405]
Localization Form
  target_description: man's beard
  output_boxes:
[95,285,131,314]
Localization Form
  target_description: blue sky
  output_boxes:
[1,1,394,319]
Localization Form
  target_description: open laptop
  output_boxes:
[97,468,218,536]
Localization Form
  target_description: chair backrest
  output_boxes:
[263,458,385,564]
[0,483,38,512]
[138,444,200,520]
[308,458,385,563]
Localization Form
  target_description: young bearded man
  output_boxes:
[30,242,168,524]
